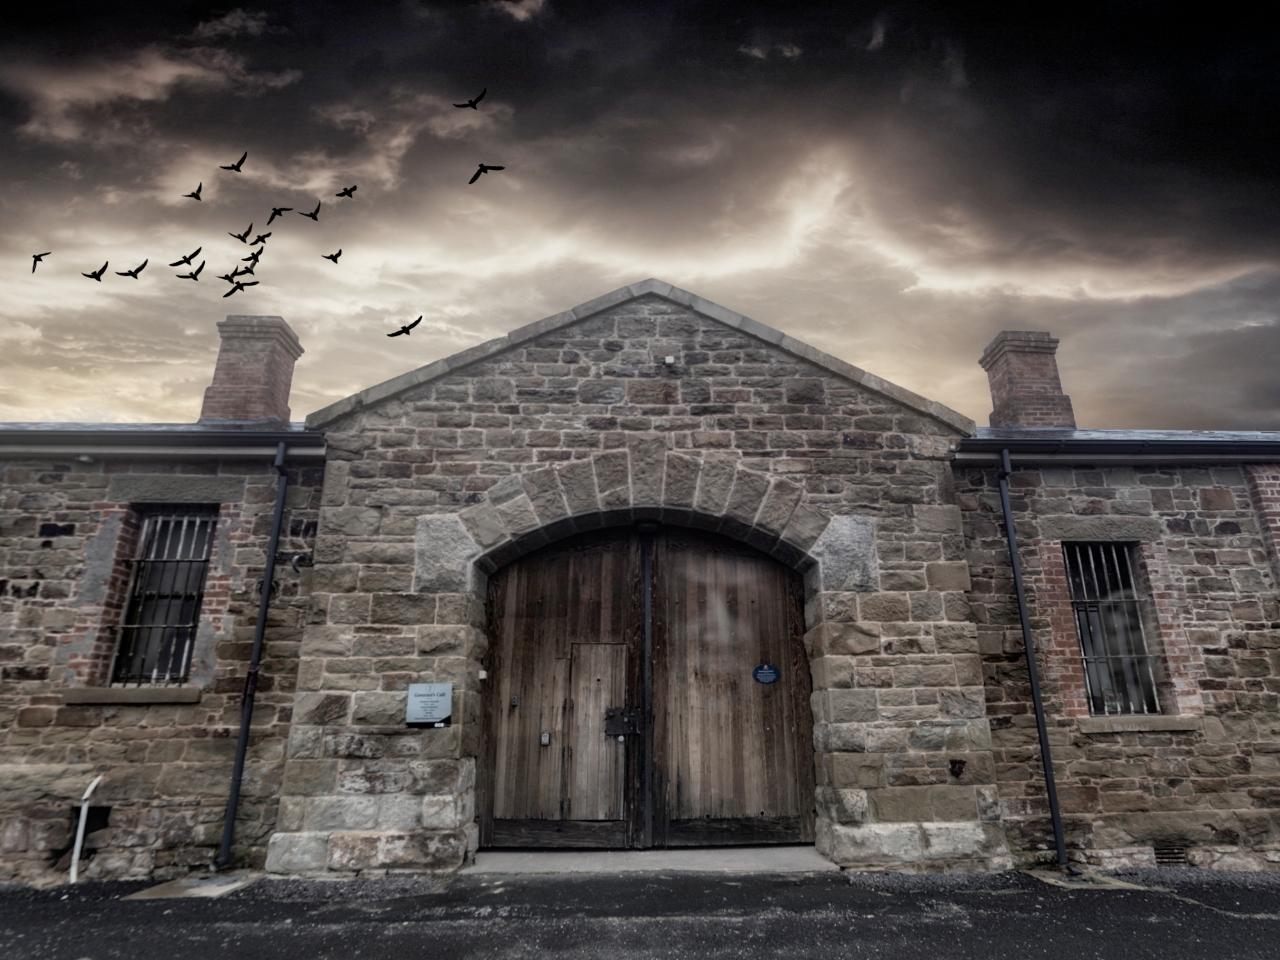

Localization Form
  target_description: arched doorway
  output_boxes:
[479,524,815,849]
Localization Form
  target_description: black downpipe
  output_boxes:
[215,441,290,870]
[997,448,1071,872]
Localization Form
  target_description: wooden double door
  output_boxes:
[480,525,815,849]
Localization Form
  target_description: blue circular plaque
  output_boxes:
[753,663,780,684]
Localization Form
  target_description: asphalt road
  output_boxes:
[2,869,1278,959]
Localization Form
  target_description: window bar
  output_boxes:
[1080,541,1116,713]
[1068,544,1101,713]
[1107,543,1143,714]
[152,515,181,685]
[121,515,162,684]
[1119,543,1161,714]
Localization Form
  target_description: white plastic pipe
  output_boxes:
[69,774,104,884]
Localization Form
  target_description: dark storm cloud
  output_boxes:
[1,1,1277,428]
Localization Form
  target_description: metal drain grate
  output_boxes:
[1153,839,1190,865]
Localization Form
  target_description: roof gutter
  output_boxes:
[0,430,326,461]
[955,438,1280,466]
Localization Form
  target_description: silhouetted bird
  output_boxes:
[115,259,148,279]
[232,263,255,278]
[31,252,51,274]
[453,88,486,109]
[387,316,423,337]
[336,185,357,198]
[184,182,203,201]
[176,261,205,281]
[220,151,247,172]
[249,232,271,246]
[169,247,202,267]
[322,249,342,263]
[224,280,259,298]
[218,271,238,284]
[468,163,505,185]
[82,262,108,281]
[298,201,321,221]
[242,247,263,265]
[229,223,253,243]
[267,206,292,225]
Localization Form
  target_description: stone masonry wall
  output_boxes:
[0,456,320,884]
[958,462,1280,869]
[267,291,1011,875]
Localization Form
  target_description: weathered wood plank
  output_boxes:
[653,529,813,844]
[568,643,627,820]
[489,819,627,848]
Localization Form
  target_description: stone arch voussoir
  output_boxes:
[411,441,880,612]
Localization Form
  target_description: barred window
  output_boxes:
[1062,541,1161,715]
[112,507,218,685]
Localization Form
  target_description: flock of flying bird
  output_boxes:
[28,88,503,336]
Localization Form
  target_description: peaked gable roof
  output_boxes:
[305,278,976,433]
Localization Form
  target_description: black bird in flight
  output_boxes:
[220,151,247,172]
[224,280,259,298]
[115,259,148,279]
[249,232,271,246]
[229,222,253,243]
[184,182,203,201]
[336,185,357,198]
[232,263,255,278]
[267,206,292,225]
[468,163,505,185]
[176,261,205,281]
[322,249,342,263]
[242,247,263,265]
[387,315,423,337]
[31,252,51,274]
[298,201,321,221]
[453,88,486,109]
[82,262,108,281]
[169,246,202,267]
[218,270,238,284]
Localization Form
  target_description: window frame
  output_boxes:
[1060,540,1162,716]
[109,505,220,686]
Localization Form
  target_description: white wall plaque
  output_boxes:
[405,682,453,727]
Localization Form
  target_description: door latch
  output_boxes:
[604,707,641,736]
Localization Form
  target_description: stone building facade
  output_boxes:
[1,279,1278,884]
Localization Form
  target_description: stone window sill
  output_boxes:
[1076,715,1202,735]
[63,686,203,705]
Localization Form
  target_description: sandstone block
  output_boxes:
[926,561,972,592]
[804,621,881,657]
[265,832,329,873]
[811,515,877,591]
[414,514,481,593]
[370,593,437,625]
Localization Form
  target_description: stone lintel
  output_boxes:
[106,474,247,503]
[1036,515,1162,542]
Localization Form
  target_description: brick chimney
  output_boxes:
[979,330,1076,429]
[199,316,304,425]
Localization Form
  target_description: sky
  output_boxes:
[1,1,1277,430]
